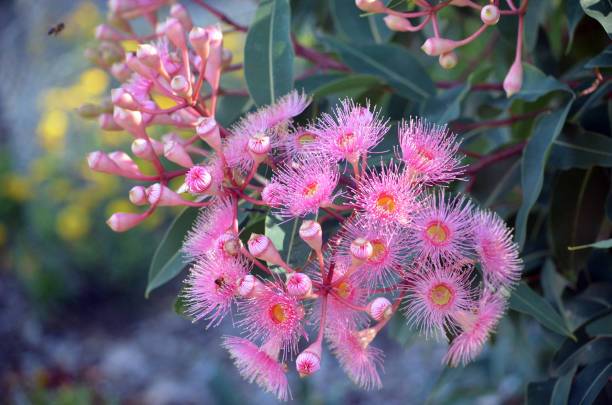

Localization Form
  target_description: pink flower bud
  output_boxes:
[189,27,210,63]
[131,138,156,160]
[136,44,163,72]
[237,274,264,298]
[147,183,191,206]
[129,186,148,205]
[421,37,458,56]
[296,341,322,378]
[99,114,122,131]
[248,233,284,267]
[481,5,500,25]
[95,24,125,42]
[350,237,373,267]
[171,4,193,31]
[383,15,415,32]
[204,25,223,82]
[111,62,132,82]
[261,182,284,207]
[170,74,191,98]
[87,151,121,175]
[355,0,386,13]
[195,117,222,152]
[247,134,271,164]
[185,165,212,193]
[111,88,139,110]
[113,106,146,137]
[218,233,241,256]
[107,212,145,232]
[108,151,142,176]
[125,52,154,79]
[286,273,312,297]
[77,104,101,118]
[100,42,125,65]
[163,140,193,168]
[164,17,188,52]
[503,58,523,98]
[299,220,322,252]
[367,297,393,321]
[439,52,458,70]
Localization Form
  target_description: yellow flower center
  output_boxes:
[302,181,319,197]
[376,193,396,213]
[270,303,287,323]
[430,284,452,307]
[369,239,387,264]
[425,222,450,245]
[334,282,351,299]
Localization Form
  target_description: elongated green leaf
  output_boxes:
[568,360,612,405]
[322,36,435,101]
[553,336,612,375]
[295,72,346,94]
[580,0,612,39]
[586,313,612,336]
[550,131,612,170]
[420,84,469,125]
[527,379,557,404]
[515,97,574,249]
[569,238,612,251]
[215,95,254,128]
[146,207,199,297]
[550,366,577,405]
[509,282,575,338]
[541,259,568,314]
[566,0,585,52]
[585,45,612,68]
[330,0,393,45]
[244,0,294,106]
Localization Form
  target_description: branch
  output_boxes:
[466,141,526,175]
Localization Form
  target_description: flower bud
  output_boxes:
[113,106,146,137]
[247,134,271,164]
[108,151,142,176]
[125,52,154,79]
[219,233,241,256]
[248,233,284,267]
[367,297,393,321]
[439,52,458,70]
[261,182,284,207]
[170,74,191,98]
[131,138,156,160]
[189,27,210,63]
[99,113,122,131]
[129,185,148,205]
[107,212,145,232]
[147,183,190,206]
[77,104,101,119]
[296,341,322,378]
[196,117,222,152]
[480,5,500,25]
[95,24,125,42]
[355,0,386,13]
[85,47,105,68]
[299,220,322,252]
[136,44,163,72]
[163,140,194,168]
[237,274,264,298]
[107,11,133,34]
[165,17,188,52]
[87,151,122,175]
[350,237,373,267]
[111,62,132,82]
[421,37,458,56]
[100,98,114,114]
[503,58,523,98]
[111,88,139,110]
[100,42,125,65]
[383,15,415,32]
[286,273,312,297]
[185,165,212,193]
[171,3,193,31]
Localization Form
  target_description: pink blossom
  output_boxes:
[397,118,464,185]
[183,199,235,259]
[184,253,250,327]
[264,90,311,128]
[472,209,522,287]
[222,337,291,401]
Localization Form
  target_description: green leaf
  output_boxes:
[550,366,577,405]
[420,84,470,125]
[580,0,612,39]
[295,72,346,94]
[568,360,612,405]
[552,336,612,376]
[526,379,557,404]
[569,238,612,251]
[509,282,575,339]
[298,74,382,99]
[146,207,199,297]
[566,0,585,52]
[573,81,612,122]
[585,45,612,68]
[586,313,612,336]
[541,259,568,314]
[264,213,310,269]
[215,96,254,128]
[244,0,294,106]
[515,97,574,249]
[550,131,612,170]
[322,36,435,101]
[330,0,393,45]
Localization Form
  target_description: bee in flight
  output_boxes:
[48,23,65,36]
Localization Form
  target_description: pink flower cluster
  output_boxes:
[81,1,522,400]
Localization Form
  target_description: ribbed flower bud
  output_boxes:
[171,4,193,31]
[136,44,163,73]
[299,220,322,252]
[170,75,192,98]
[195,117,222,152]
[480,5,500,25]
[367,297,393,321]
[503,58,523,98]
[439,52,458,69]
[108,151,142,176]
[248,233,284,267]
[87,151,121,175]
[261,182,284,207]
[237,274,264,298]
[113,106,145,137]
[129,185,148,205]
[107,212,144,232]
[350,237,373,267]
[247,134,271,164]
[383,15,415,32]
[111,62,132,82]
[421,37,458,56]
[131,138,156,160]
[125,52,154,79]
[163,140,194,168]
[111,88,139,110]
[94,24,124,41]
[296,341,322,378]
[286,273,312,297]
[147,183,190,206]
[98,113,122,131]
[185,165,212,193]
[164,17,188,52]
[355,0,386,13]
[189,26,210,63]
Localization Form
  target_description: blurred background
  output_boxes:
[0,0,606,404]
